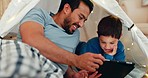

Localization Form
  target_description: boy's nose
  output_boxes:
[105,44,110,49]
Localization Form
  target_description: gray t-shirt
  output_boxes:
[18,8,80,73]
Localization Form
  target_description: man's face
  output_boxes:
[99,36,118,54]
[63,1,90,34]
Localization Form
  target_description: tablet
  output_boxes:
[97,60,135,78]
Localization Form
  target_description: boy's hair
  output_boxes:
[97,15,122,39]
[58,0,94,13]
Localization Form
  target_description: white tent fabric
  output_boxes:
[92,0,148,67]
[0,0,148,76]
[95,0,148,66]
[0,0,40,37]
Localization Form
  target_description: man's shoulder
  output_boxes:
[31,7,42,11]
[21,7,52,25]
[29,7,49,15]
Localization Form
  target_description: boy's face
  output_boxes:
[99,36,118,54]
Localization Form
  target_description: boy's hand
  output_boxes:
[72,70,88,78]
[107,45,117,56]
[88,71,102,78]
[72,70,102,78]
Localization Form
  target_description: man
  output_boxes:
[0,0,105,77]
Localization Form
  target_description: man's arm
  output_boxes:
[20,21,76,64]
[20,21,105,72]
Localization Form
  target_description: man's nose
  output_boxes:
[79,20,84,27]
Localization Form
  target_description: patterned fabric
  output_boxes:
[0,39,63,78]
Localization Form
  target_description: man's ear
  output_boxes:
[63,3,72,15]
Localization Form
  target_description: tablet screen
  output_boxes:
[97,60,135,78]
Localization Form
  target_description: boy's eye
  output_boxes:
[110,42,114,44]
[101,42,106,44]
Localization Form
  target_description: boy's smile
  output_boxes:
[99,36,118,54]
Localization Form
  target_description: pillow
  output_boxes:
[142,0,148,6]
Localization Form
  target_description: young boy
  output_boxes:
[79,15,125,61]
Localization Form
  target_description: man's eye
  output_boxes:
[79,16,83,20]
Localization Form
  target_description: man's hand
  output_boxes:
[74,53,105,72]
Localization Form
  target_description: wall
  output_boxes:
[0,0,11,19]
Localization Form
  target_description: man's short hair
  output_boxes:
[58,0,94,13]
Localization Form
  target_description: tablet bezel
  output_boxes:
[97,60,135,78]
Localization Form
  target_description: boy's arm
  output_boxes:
[114,49,125,61]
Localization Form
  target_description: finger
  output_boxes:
[85,57,104,70]
[85,76,88,78]
[112,45,117,55]
[113,45,117,52]
[93,58,104,65]
[90,71,98,77]
[92,54,105,61]
[81,72,88,78]
[86,60,101,70]
[87,56,104,66]
[84,72,88,77]
[79,70,88,73]
[96,74,102,78]
[88,71,102,78]
[79,70,88,76]
[86,65,96,72]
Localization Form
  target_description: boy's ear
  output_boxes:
[97,31,98,34]
[119,33,122,39]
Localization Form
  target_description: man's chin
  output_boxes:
[65,29,76,34]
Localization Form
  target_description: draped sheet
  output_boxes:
[0,0,148,71]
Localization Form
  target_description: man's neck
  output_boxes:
[52,13,64,28]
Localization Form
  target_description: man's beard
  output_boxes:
[64,25,74,34]
[63,18,74,34]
